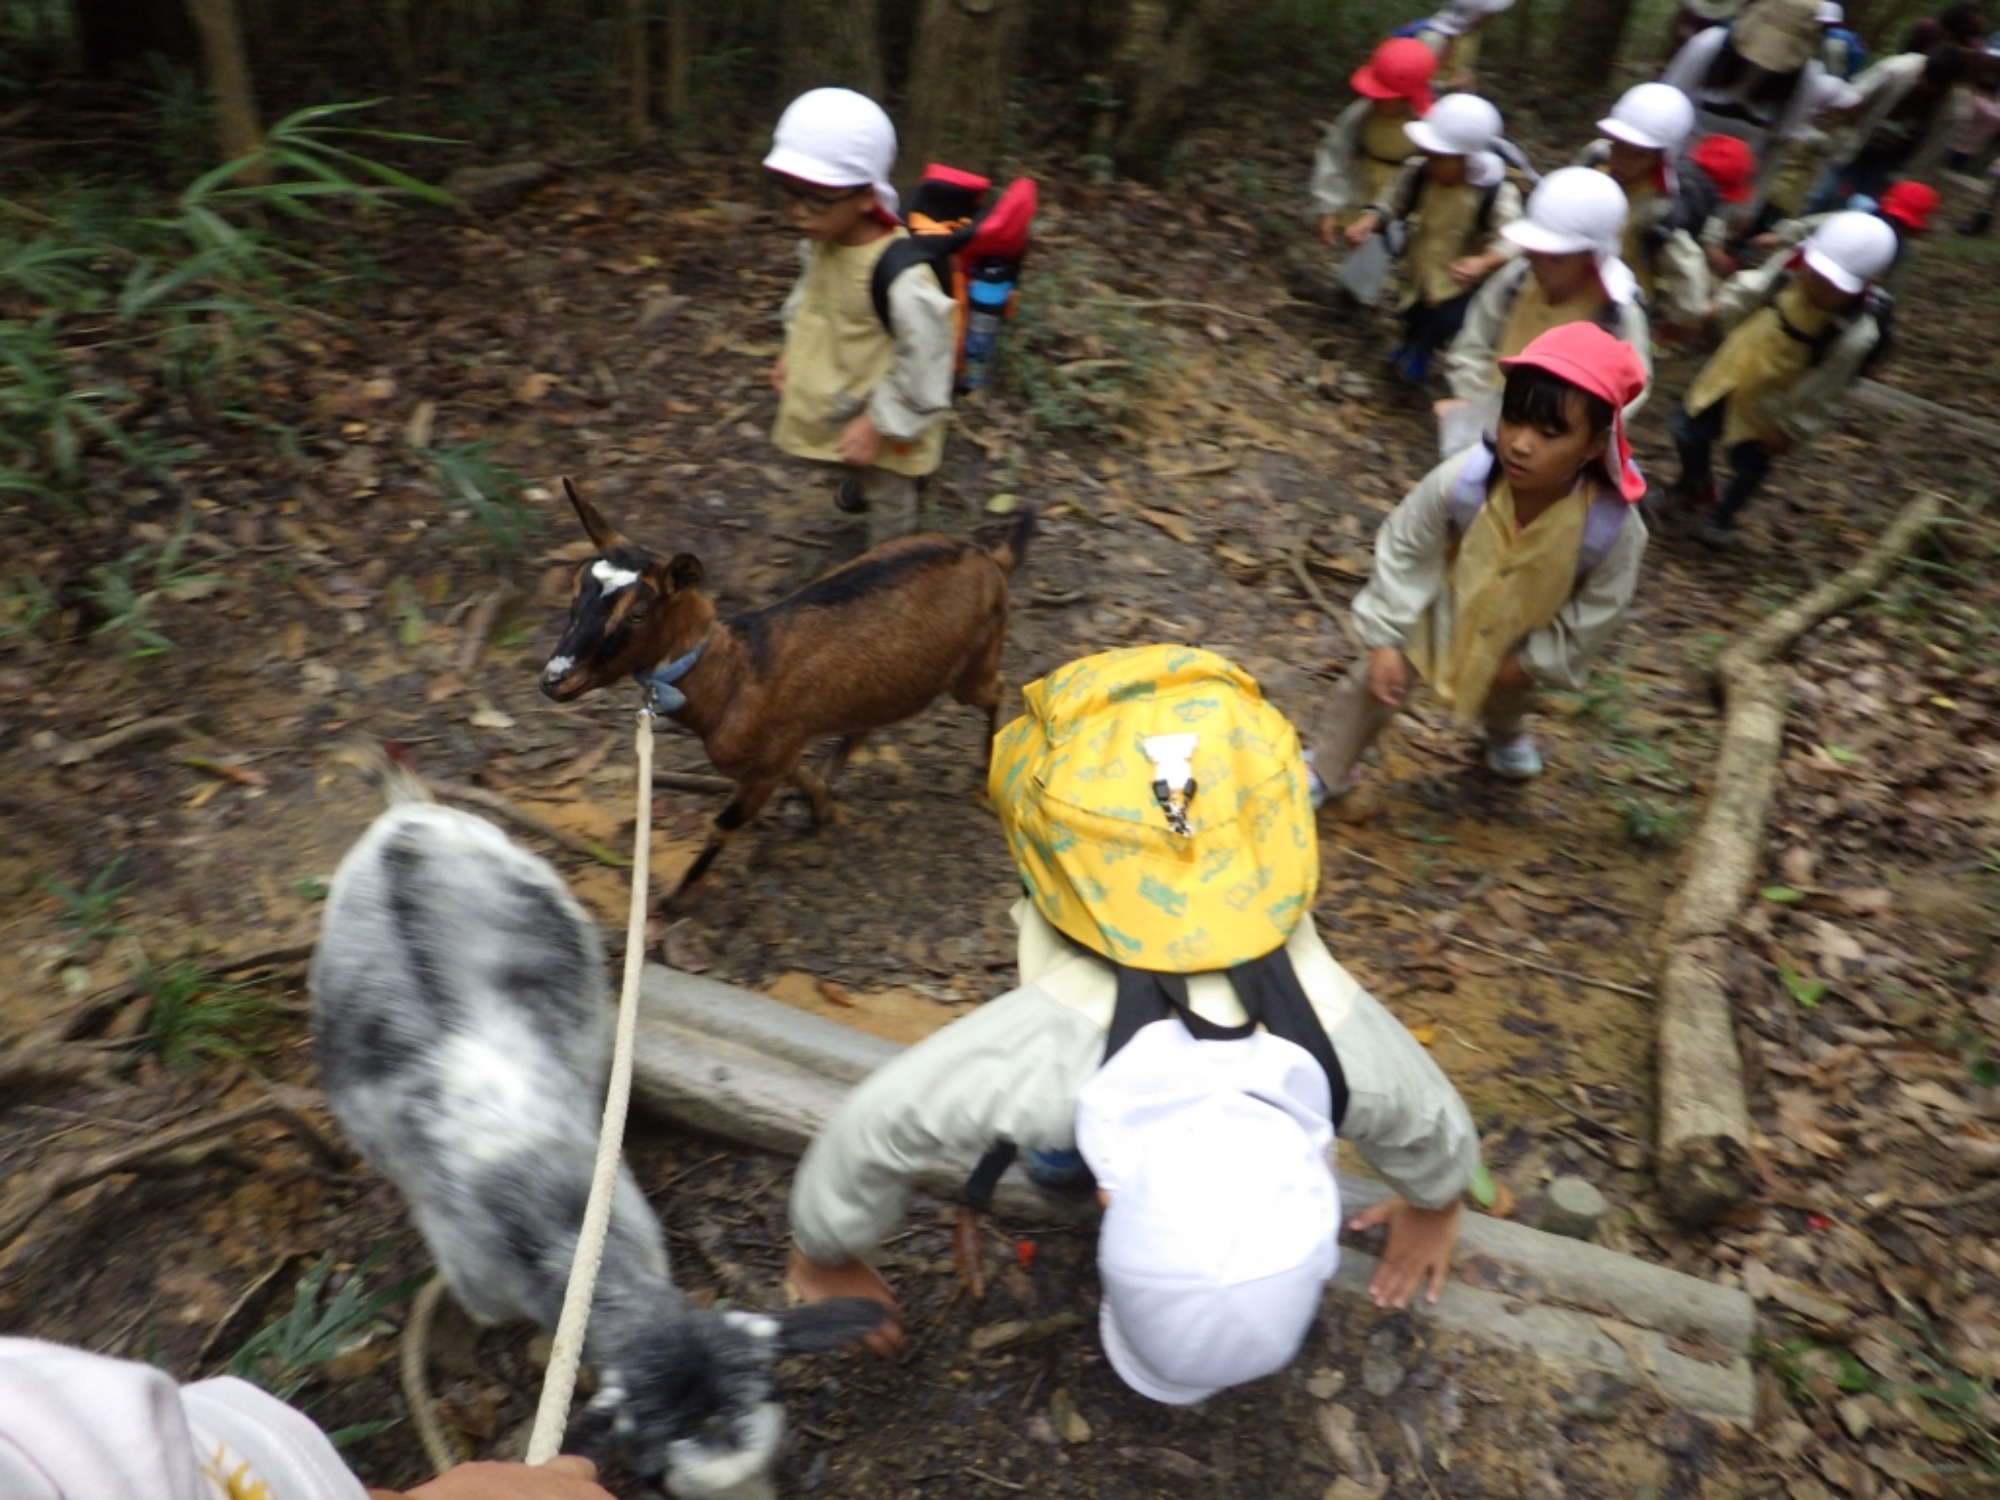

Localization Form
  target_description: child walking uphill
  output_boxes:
[765,88,957,548]
[1311,38,1438,245]
[1663,209,1898,549]
[1307,322,1650,800]
[1344,93,1524,383]
[784,646,1482,1400]
[1576,83,1713,328]
[1436,166,1652,454]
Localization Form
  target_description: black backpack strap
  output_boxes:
[869,227,970,333]
[964,1140,1017,1212]
[1224,950,1350,1130]
[1476,180,1500,236]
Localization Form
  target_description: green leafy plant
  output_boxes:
[422,440,536,560]
[1612,788,1689,847]
[1760,886,1806,904]
[135,960,278,1070]
[79,512,230,657]
[39,856,133,954]
[0,571,55,646]
[225,1250,428,1429]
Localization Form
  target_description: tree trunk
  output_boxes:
[780,0,885,103]
[623,0,652,143]
[903,0,1027,178]
[661,0,692,117]
[1555,0,1637,91]
[1110,0,1256,180]
[181,0,269,182]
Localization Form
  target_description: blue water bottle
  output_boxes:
[961,259,1015,392]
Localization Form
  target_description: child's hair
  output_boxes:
[1500,363,1614,437]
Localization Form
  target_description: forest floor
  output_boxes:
[4,101,2000,1500]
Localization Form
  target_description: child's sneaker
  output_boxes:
[1021,1147,1094,1192]
[1303,748,1358,809]
[834,476,869,514]
[1483,734,1543,779]
[1696,519,1739,551]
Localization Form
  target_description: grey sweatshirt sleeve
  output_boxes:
[1769,316,1880,443]
[1310,101,1374,219]
[866,260,958,443]
[1516,504,1649,689]
[1328,989,1481,1210]
[1350,454,1465,653]
[1615,298,1656,419]
[1443,259,1526,400]
[779,238,811,327]
[788,985,1104,1264]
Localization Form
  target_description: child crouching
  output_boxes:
[1664,210,1897,549]
[765,88,957,547]
[1344,93,1523,383]
[1307,322,1649,800]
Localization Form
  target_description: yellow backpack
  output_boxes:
[989,645,1318,973]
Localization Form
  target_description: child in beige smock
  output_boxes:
[1309,38,1439,243]
[764,88,957,547]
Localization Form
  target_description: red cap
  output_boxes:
[1350,39,1437,114]
[1498,322,1650,502]
[1878,180,1939,233]
[1688,134,1757,204]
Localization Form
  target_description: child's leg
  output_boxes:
[1309,657,1403,792]
[1479,685,1542,777]
[1668,402,1723,499]
[1708,440,1775,530]
[859,468,921,547]
[1405,290,1475,357]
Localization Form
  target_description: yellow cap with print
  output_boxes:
[989,645,1317,973]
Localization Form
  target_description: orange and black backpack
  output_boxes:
[870,163,1039,392]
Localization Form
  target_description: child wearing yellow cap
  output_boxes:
[784,646,1480,1392]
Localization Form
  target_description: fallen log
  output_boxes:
[1656,491,1945,1225]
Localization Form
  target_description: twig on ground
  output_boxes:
[1513,1079,1644,1147]
[964,1467,1030,1492]
[453,584,518,678]
[1440,931,1654,1001]
[434,780,628,867]
[1088,296,1275,326]
[400,1277,461,1478]
[50,714,213,765]
[1288,541,1363,651]
[653,771,734,795]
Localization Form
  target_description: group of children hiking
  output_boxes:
[727,0,1955,1408]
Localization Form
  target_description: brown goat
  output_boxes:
[541,480,1034,902]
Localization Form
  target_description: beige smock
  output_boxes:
[1352,447,1648,697]
[1443,258,1655,415]
[787,902,1480,1264]
[1572,141,1711,325]
[1406,479,1590,722]
[1309,99,1420,220]
[1382,163,1522,308]
[773,230,955,478]
[1685,277,1836,446]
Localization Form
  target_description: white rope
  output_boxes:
[525,706,654,1465]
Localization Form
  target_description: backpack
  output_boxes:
[1391,169,1504,238]
[1759,268,1895,373]
[1449,439,1632,582]
[961,951,1349,1210]
[869,164,1040,393]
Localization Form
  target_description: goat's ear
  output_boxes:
[732,1298,892,1356]
[666,552,705,591]
[563,477,626,553]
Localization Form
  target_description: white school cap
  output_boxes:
[1425,0,1516,37]
[1799,210,1898,293]
[1816,2,1844,23]
[1503,166,1637,305]
[1598,83,1697,152]
[1404,93,1508,188]
[763,87,902,221]
[1076,1019,1340,1405]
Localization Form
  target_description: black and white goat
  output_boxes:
[309,757,885,1497]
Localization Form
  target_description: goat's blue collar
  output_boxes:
[634,639,706,715]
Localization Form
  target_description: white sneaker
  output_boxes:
[1484,735,1543,779]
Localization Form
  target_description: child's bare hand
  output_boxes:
[785,1242,906,1358]
[837,412,882,468]
[1347,1196,1460,1309]
[1344,212,1382,247]
[1366,647,1408,708]
[770,355,787,391]
[1446,255,1487,287]
[1432,396,1467,421]
[1318,213,1341,246]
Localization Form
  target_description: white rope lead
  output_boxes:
[525,706,655,1465]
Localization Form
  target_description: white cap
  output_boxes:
[762,87,901,220]
[1405,94,1508,187]
[1800,210,1898,293]
[1598,83,1696,152]
[1076,1020,1340,1406]
[1816,1,1843,21]
[1503,166,1637,305]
